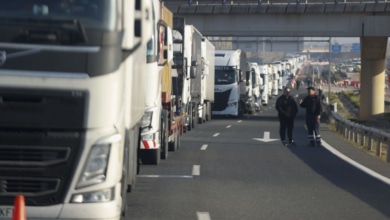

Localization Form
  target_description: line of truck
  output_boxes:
[212,50,307,115]
[0,0,308,219]
[0,1,219,219]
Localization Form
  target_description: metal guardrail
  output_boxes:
[163,0,387,5]
[329,109,390,162]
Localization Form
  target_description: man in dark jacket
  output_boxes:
[299,86,323,147]
[275,86,298,146]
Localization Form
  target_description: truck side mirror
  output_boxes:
[183,58,188,76]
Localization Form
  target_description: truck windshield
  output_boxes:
[0,0,115,34]
[215,69,236,85]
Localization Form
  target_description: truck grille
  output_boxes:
[0,89,86,206]
[212,90,231,111]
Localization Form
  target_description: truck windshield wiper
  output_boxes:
[0,17,88,44]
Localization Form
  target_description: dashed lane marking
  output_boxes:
[226,125,231,128]
[201,144,208,150]
[138,175,193,178]
[192,165,201,176]
[197,212,211,220]
[212,133,220,137]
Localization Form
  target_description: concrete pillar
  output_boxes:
[359,37,388,121]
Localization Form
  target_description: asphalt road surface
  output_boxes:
[126,88,390,220]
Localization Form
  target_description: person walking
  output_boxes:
[275,86,298,146]
[296,79,301,90]
[299,86,323,147]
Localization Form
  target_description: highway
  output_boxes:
[126,87,390,220]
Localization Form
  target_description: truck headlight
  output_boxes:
[141,111,153,132]
[76,143,110,189]
[227,102,237,107]
[142,133,155,141]
[71,187,114,203]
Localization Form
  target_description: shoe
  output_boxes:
[282,140,288,146]
[289,140,296,146]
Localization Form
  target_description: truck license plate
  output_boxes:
[0,207,13,218]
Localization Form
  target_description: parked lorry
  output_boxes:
[0,0,153,219]
[249,62,262,111]
[212,49,247,117]
[140,3,183,165]
[268,64,279,97]
[259,64,270,106]
[199,37,215,123]
[172,18,203,131]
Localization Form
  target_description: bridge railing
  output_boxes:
[328,109,390,162]
[163,0,387,6]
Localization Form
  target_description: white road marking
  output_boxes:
[253,131,279,142]
[322,140,390,186]
[226,125,231,128]
[138,175,193,179]
[237,120,242,123]
[197,212,211,220]
[201,144,208,150]
[192,165,201,176]
[213,133,220,137]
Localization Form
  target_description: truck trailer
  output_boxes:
[172,18,203,131]
[0,0,154,219]
[199,37,215,123]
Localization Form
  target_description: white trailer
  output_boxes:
[248,62,262,112]
[259,64,269,106]
[272,61,284,91]
[268,64,279,97]
[199,37,215,123]
[213,49,247,117]
[172,19,203,131]
[0,0,154,219]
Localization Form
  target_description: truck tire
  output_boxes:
[161,110,169,160]
[140,149,160,165]
[192,103,198,128]
[120,134,130,219]
[168,131,177,152]
[206,101,211,121]
[177,132,181,149]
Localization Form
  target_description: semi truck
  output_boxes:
[212,49,247,117]
[249,62,262,112]
[140,3,183,165]
[0,0,154,219]
[243,62,256,114]
[259,64,270,106]
[172,18,203,131]
[199,37,215,123]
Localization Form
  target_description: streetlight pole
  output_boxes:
[328,37,332,104]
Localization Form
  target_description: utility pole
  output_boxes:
[328,37,332,104]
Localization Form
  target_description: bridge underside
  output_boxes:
[165,2,390,120]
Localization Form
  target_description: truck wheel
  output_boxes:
[237,102,244,118]
[161,110,169,160]
[206,102,211,121]
[168,132,177,152]
[176,132,181,149]
[120,136,130,219]
[140,149,160,165]
[192,104,198,128]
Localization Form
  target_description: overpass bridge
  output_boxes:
[164,0,390,121]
